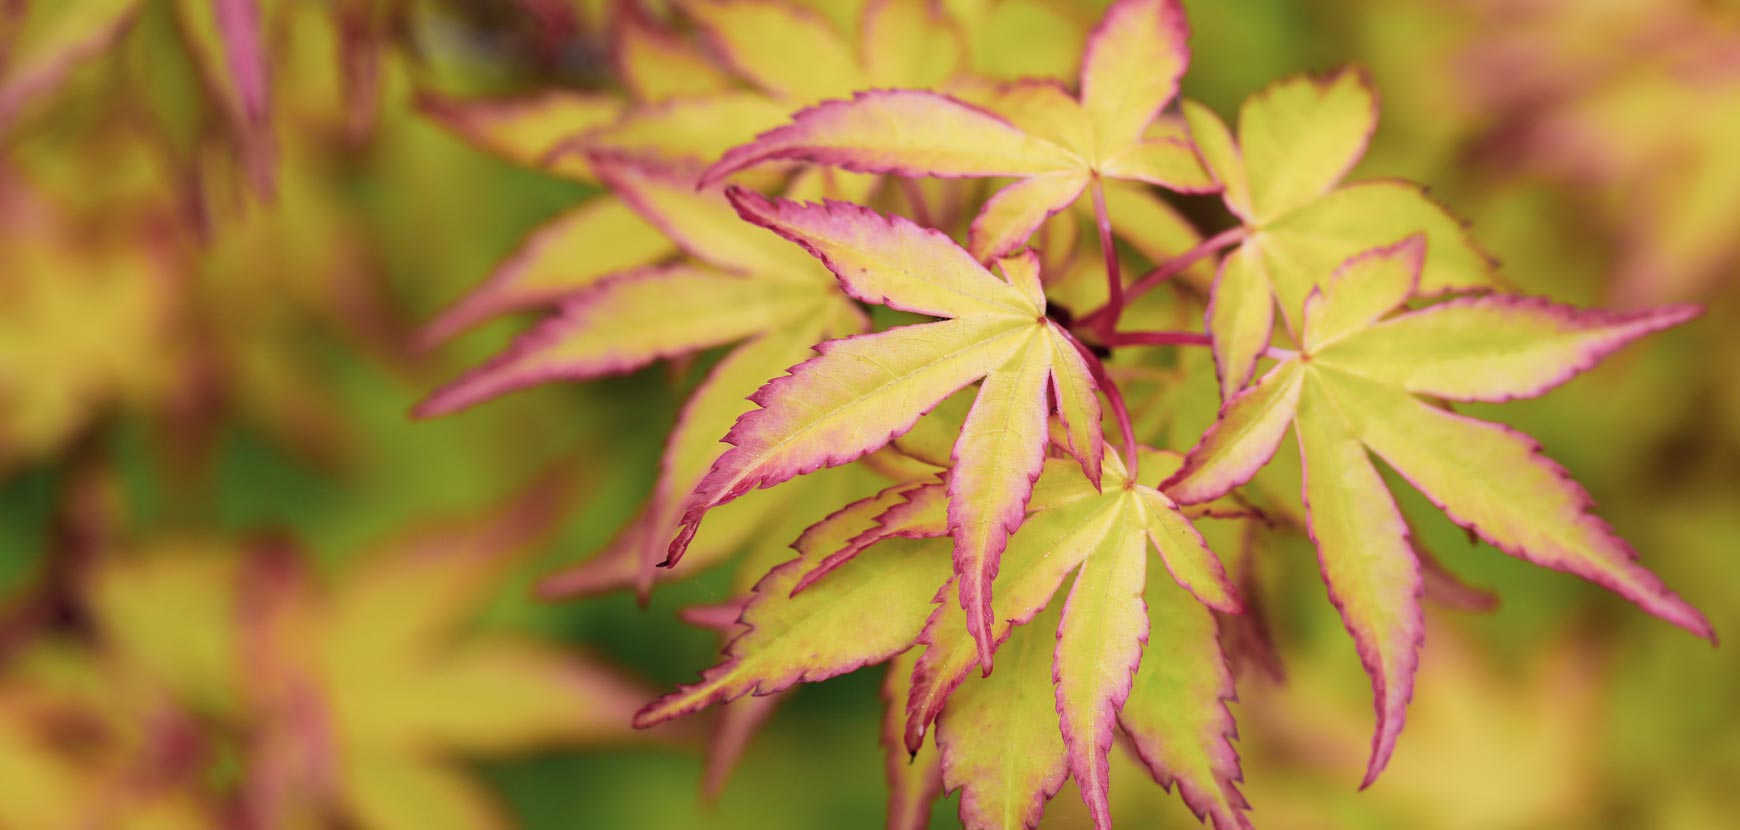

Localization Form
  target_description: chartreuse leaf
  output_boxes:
[65,476,650,830]
[540,461,905,602]
[1294,374,1425,789]
[793,476,949,593]
[945,0,1086,81]
[424,158,876,601]
[686,0,964,99]
[415,92,691,345]
[419,196,676,345]
[883,649,946,830]
[906,461,1126,751]
[1165,237,1712,786]
[941,450,1242,829]
[633,535,951,726]
[1183,70,1499,399]
[1120,568,1252,830]
[1077,0,1190,151]
[686,0,866,103]
[576,90,796,166]
[417,89,622,181]
[671,192,1107,674]
[415,158,856,417]
[1053,497,1148,830]
[936,601,1069,830]
[645,443,1246,827]
[0,0,144,125]
[612,5,733,102]
[702,0,1214,261]
[861,0,967,89]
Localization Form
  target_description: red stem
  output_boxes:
[899,177,934,229]
[1104,329,1298,361]
[1080,226,1246,333]
[1101,330,1213,348]
[1064,331,1139,484]
[1089,178,1122,330]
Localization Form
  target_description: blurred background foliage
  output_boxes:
[0,0,1735,828]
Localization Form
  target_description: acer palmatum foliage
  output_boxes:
[416,1,1712,827]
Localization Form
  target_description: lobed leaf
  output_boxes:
[860,0,967,88]
[1204,244,1277,401]
[906,487,1124,752]
[414,265,829,417]
[1295,376,1424,788]
[417,90,620,181]
[937,602,1069,830]
[794,477,949,593]
[1049,335,1106,488]
[1120,572,1251,830]
[1166,238,1712,789]
[704,90,1083,186]
[1054,498,1149,830]
[613,6,733,102]
[1186,76,1498,398]
[951,333,1054,673]
[1079,0,1191,154]
[730,189,1035,317]
[1237,69,1377,223]
[669,315,1034,563]
[577,91,794,166]
[634,536,950,727]
[686,0,864,102]
[968,172,1091,263]
[418,197,675,346]
[1316,298,1701,403]
[1181,99,1253,221]
[1138,488,1242,614]
[1338,374,1712,639]
[883,650,946,830]
[600,159,822,279]
[1165,362,1304,505]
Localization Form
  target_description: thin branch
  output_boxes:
[1080,226,1246,333]
[1066,332,1140,485]
[1101,330,1214,348]
[1103,329,1298,361]
[898,177,934,229]
[1089,177,1122,330]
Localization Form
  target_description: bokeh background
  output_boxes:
[1,0,1736,828]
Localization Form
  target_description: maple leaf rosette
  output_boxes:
[401,0,1715,827]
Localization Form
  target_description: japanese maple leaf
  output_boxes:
[698,0,1215,262]
[683,0,968,104]
[414,92,683,344]
[414,88,792,343]
[642,447,1250,830]
[416,1,968,345]
[417,156,864,591]
[1163,235,1713,788]
[77,474,663,830]
[667,190,1108,671]
[607,0,970,212]
[1180,69,1498,400]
